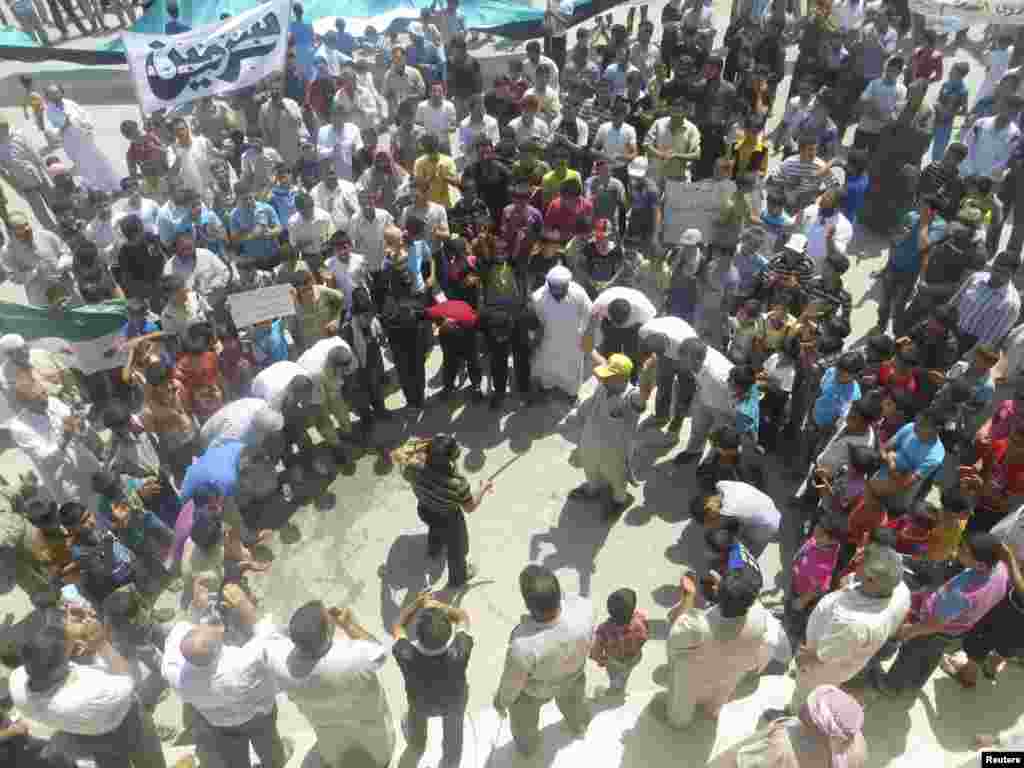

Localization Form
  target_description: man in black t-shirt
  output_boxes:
[392,593,473,768]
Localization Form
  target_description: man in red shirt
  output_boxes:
[545,177,593,243]
[120,119,167,178]
[910,30,944,84]
[424,298,483,399]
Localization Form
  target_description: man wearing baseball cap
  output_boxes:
[570,351,654,520]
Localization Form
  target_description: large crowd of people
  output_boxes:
[2,0,1024,766]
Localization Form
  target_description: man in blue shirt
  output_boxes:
[864,408,945,523]
[408,30,446,84]
[228,182,282,268]
[333,18,356,56]
[876,202,947,337]
[289,2,317,80]
[807,351,863,466]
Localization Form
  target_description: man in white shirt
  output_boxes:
[691,480,781,558]
[162,231,232,306]
[161,586,285,768]
[265,601,395,768]
[311,164,360,233]
[112,176,160,239]
[288,192,334,273]
[508,97,552,147]
[638,316,698,430]
[11,624,166,768]
[673,337,735,464]
[170,116,219,203]
[629,20,660,84]
[83,192,118,262]
[585,286,657,381]
[802,187,853,272]
[200,398,284,450]
[416,83,457,156]
[493,565,592,756]
[645,102,702,185]
[523,39,560,91]
[318,107,364,181]
[594,97,639,180]
[323,230,368,313]
[455,94,500,169]
[383,46,426,117]
[961,96,1023,181]
[349,188,394,271]
[786,541,910,712]
[259,79,310,167]
[666,564,781,729]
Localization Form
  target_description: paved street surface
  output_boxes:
[0,3,1023,767]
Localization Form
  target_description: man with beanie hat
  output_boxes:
[784,536,910,712]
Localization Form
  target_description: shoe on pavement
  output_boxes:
[672,450,702,465]
[569,483,600,501]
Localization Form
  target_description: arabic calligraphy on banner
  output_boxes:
[908,0,1024,24]
[121,0,291,113]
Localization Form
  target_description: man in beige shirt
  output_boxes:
[493,565,594,756]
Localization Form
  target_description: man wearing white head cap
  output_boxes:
[531,265,592,400]
[1,212,73,307]
[41,85,120,194]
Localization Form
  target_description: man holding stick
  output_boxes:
[393,435,493,589]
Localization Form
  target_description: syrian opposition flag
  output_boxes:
[0,299,130,375]
[122,0,291,114]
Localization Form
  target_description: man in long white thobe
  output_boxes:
[42,85,120,194]
[571,352,652,519]
[531,265,592,399]
[785,541,910,712]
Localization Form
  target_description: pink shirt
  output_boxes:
[791,537,840,597]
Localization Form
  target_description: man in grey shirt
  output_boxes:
[493,565,594,756]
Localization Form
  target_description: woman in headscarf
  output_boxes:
[707,684,867,768]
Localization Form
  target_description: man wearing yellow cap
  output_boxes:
[570,351,654,519]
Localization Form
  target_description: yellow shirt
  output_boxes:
[927,516,967,562]
[414,153,459,208]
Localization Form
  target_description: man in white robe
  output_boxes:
[42,85,120,194]
[531,265,592,400]
[571,352,652,519]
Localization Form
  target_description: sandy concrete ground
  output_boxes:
[0,3,1022,767]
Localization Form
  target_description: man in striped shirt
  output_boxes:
[748,233,815,307]
[918,141,966,220]
[401,435,492,589]
[951,250,1022,356]
[803,251,853,328]
[776,133,838,213]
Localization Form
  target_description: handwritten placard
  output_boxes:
[226,284,295,328]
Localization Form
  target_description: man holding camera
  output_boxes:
[162,581,287,768]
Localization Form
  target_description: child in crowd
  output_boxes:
[878,387,917,444]
[761,192,794,249]
[787,512,845,642]
[840,149,869,229]
[159,274,212,343]
[727,299,767,365]
[760,334,799,452]
[590,588,649,697]
[879,346,919,400]
[932,61,970,163]
[174,323,226,424]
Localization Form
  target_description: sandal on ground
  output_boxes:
[983,654,1007,680]
[939,653,977,689]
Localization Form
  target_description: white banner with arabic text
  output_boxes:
[909,0,1024,25]
[122,0,291,114]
